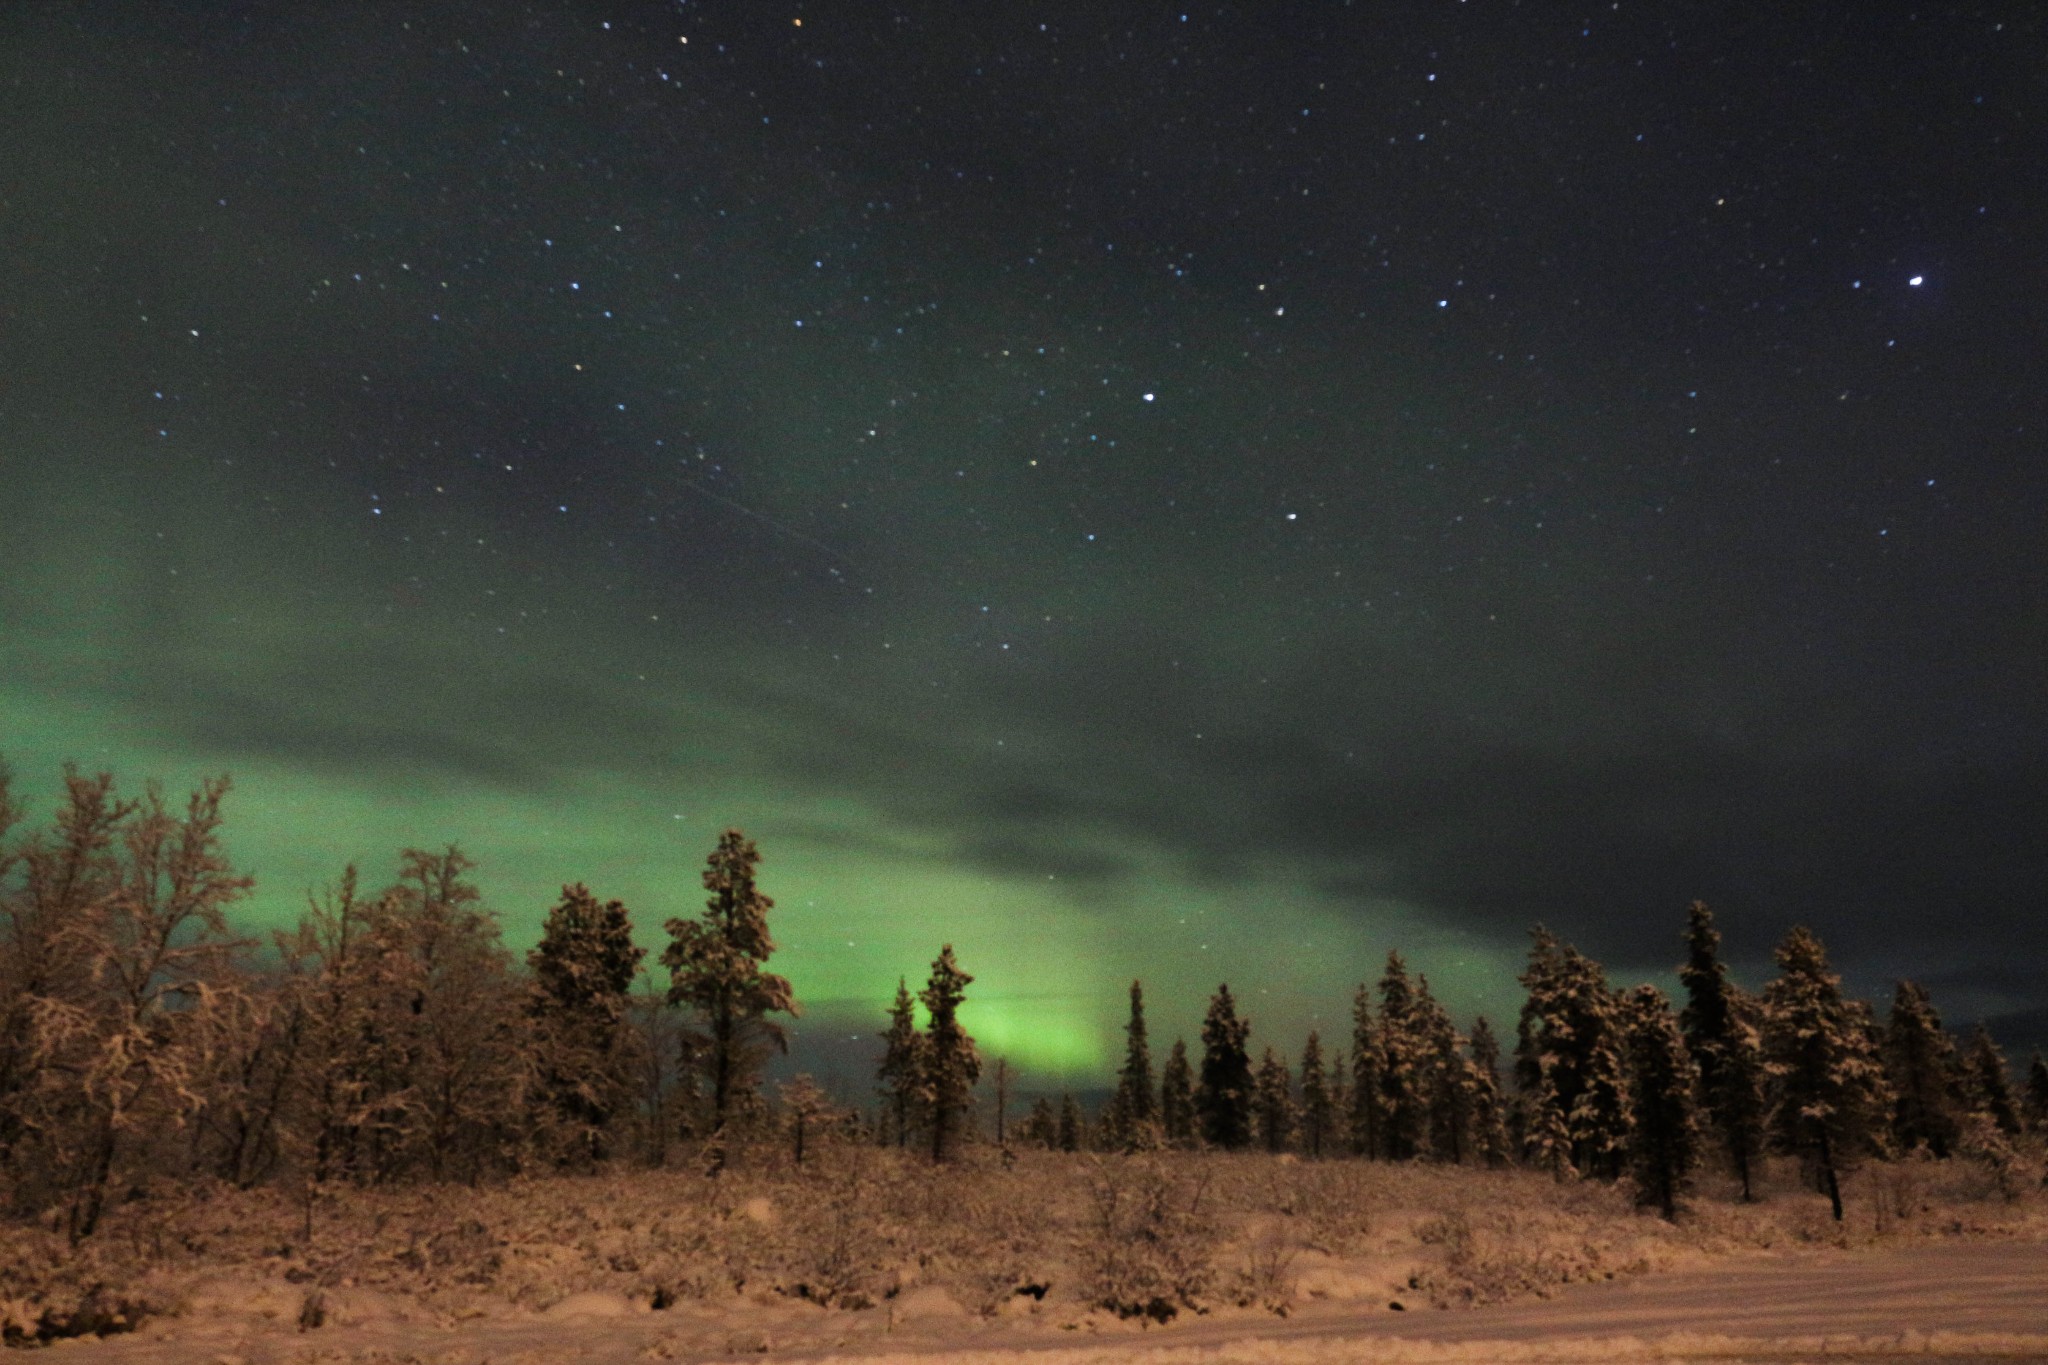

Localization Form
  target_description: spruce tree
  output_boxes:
[2022,1052,2048,1133]
[1253,1046,1297,1153]
[1377,952,1425,1160]
[1349,982,1383,1158]
[875,977,926,1149]
[1467,1016,1512,1167]
[1760,926,1888,1221]
[1677,901,1768,1199]
[1197,983,1254,1149]
[1518,928,1631,1178]
[1057,1092,1083,1151]
[527,883,644,1164]
[918,944,980,1162]
[1103,979,1157,1150]
[1159,1038,1195,1146]
[1413,976,1470,1163]
[1298,1031,1333,1158]
[662,829,797,1171]
[1622,985,1700,1219]
[1527,1066,1576,1179]
[1881,980,1959,1157]
[1961,1023,2022,1135]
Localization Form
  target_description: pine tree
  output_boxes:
[1677,901,1767,1199]
[1467,1016,1512,1167]
[1160,1038,1196,1146]
[1623,985,1700,1219]
[1057,1091,1083,1151]
[876,978,926,1148]
[1326,1044,1350,1152]
[1253,1046,1297,1153]
[1961,1023,2022,1135]
[2022,1052,2048,1133]
[527,883,644,1164]
[1298,1031,1333,1158]
[1760,926,1888,1221]
[1103,979,1158,1150]
[919,944,980,1162]
[1881,980,1959,1157]
[662,829,797,1171]
[1377,953,1426,1160]
[1349,982,1383,1158]
[1196,984,1254,1149]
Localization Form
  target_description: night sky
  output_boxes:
[4,2,2044,1080]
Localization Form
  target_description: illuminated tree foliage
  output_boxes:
[1760,926,1889,1222]
[919,943,980,1163]
[527,883,643,1165]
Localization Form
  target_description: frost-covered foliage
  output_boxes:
[1516,928,1632,1180]
[1760,926,1891,1221]
[1622,985,1700,1219]
[1679,900,1767,1200]
[918,944,980,1163]
[527,882,644,1166]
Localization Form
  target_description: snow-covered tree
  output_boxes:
[1517,928,1630,1178]
[1677,901,1767,1199]
[1349,982,1383,1159]
[1298,1031,1333,1158]
[1466,1016,1512,1167]
[1760,926,1889,1221]
[1960,1023,2022,1136]
[662,829,797,1171]
[1881,979,1959,1157]
[1413,976,1471,1163]
[1252,1046,1296,1153]
[1160,1038,1195,1146]
[1623,985,1700,1219]
[527,883,643,1164]
[875,977,926,1149]
[1376,953,1427,1160]
[918,943,980,1162]
[1196,984,1253,1150]
[1102,979,1158,1151]
[1526,1066,1576,1179]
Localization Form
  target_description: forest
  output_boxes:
[2,761,2044,1347]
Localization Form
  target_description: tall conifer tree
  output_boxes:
[2022,1052,2048,1133]
[662,829,796,1171]
[1622,985,1700,1219]
[1298,1031,1333,1158]
[527,883,644,1163]
[1760,926,1888,1221]
[1677,901,1767,1199]
[875,977,926,1148]
[1377,952,1425,1160]
[1253,1046,1296,1153]
[1104,979,1157,1150]
[918,944,980,1162]
[1196,984,1254,1149]
[1467,1016,1512,1167]
[1349,982,1383,1158]
[1881,979,1959,1156]
[1160,1038,1195,1146]
[1961,1023,2022,1135]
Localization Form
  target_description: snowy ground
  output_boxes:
[33,1238,2048,1362]
[10,1151,2047,1362]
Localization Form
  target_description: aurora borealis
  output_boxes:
[3,2,2043,1083]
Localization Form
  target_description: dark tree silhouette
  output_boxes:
[1678,901,1767,1199]
[1881,980,1959,1157]
[1623,985,1700,1219]
[1103,979,1157,1150]
[1761,926,1888,1221]
[1961,1023,2022,1136]
[1196,984,1253,1149]
[528,883,643,1164]
[875,977,925,1149]
[662,829,796,1172]
[919,944,980,1162]
[1298,1031,1333,1158]
[1159,1038,1195,1146]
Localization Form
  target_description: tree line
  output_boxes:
[2,762,2043,1246]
